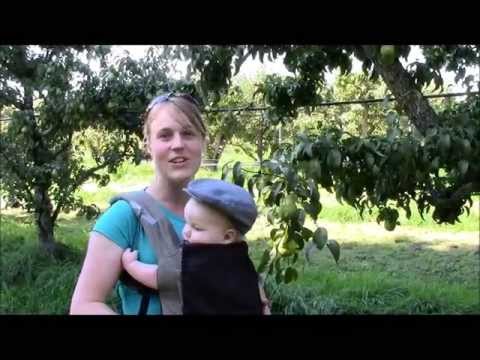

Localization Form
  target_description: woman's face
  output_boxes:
[146,104,204,185]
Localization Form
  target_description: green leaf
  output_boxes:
[272,181,284,204]
[326,149,342,169]
[270,228,279,240]
[326,239,340,264]
[467,198,473,208]
[405,205,412,220]
[376,211,384,224]
[292,252,299,265]
[359,204,366,220]
[221,161,232,180]
[296,209,306,227]
[335,188,344,205]
[262,160,279,173]
[292,142,305,160]
[307,178,319,203]
[365,153,375,168]
[458,160,469,176]
[313,227,328,250]
[284,267,298,283]
[304,142,313,158]
[426,127,437,138]
[301,226,313,240]
[304,201,322,221]
[232,161,245,187]
[233,160,242,179]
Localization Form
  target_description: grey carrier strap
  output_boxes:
[110,190,183,315]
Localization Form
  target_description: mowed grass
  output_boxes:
[247,214,479,314]
[2,209,478,314]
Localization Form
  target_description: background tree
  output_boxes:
[277,72,390,140]
[203,85,252,167]
[331,73,389,137]
[0,46,175,255]
[204,75,282,166]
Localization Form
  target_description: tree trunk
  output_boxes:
[34,185,57,255]
[22,84,58,254]
[209,132,226,171]
[362,45,440,135]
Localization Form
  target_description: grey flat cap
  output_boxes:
[184,179,257,235]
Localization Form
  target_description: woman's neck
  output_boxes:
[147,176,190,217]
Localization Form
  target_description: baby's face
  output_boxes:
[183,198,237,245]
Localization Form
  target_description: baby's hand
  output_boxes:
[122,248,138,268]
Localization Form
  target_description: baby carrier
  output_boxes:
[110,191,183,315]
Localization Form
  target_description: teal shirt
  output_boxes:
[92,198,185,315]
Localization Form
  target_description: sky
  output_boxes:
[113,45,478,95]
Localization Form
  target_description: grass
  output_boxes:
[1,145,479,314]
[1,205,478,314]
[246,214,479,314]
[110,160,155,185]
[0,215,81,314]
[0,214,119,314]
[264,274,479,314]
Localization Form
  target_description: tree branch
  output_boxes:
[229,142,258,161]
[52,157,116,221]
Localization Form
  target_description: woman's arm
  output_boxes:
[122,248,158,290]
[70,232,124,315]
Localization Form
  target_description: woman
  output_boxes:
[70,93,270,315]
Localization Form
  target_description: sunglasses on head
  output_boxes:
[146,92,201,113]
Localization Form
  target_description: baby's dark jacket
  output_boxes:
[181,240,263,315]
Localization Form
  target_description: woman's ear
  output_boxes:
[223,229,237,243]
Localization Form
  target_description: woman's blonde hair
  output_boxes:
[142,94,207,144]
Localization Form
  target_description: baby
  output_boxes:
[122,179,266,314]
